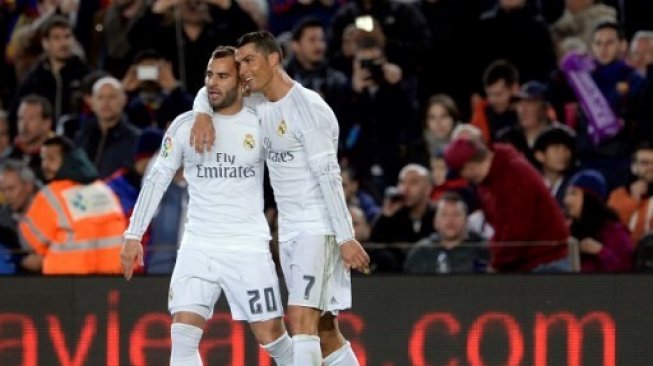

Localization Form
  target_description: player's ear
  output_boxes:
[268,51,281,68]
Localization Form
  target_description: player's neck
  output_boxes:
[262,68,294,102]
[215,100,243,116]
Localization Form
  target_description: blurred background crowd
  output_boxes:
[0,0,652,275]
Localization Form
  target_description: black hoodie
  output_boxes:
[54,148,99,185]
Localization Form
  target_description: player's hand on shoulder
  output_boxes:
[339,239,370,274]
[121,239,144,281]
[190,113,215,154]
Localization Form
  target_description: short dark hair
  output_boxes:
[236,31,283,63]
[43,135,74,156]
[426,94,460,122]
[40,15,72,39]
[593,21,625,40]
[437,191,468,215]
[633,141,653,161]
[291,18,324,42]
[20,94,53,120]
[533,125,576,152]
[211,45,237,60]
[483,60,519,88]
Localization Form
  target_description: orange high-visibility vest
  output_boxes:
[20,179,126,274]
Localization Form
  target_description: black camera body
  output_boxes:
[384,186,404,203]
[359,58,384,83]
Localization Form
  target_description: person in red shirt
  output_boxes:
[444,137,570,272]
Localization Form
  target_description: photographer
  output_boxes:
[122,50,193,129]
[368,164,435,272]
[371,164,435,243]
[345,36,419,190]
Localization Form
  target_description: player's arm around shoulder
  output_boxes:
[190,86,215,153]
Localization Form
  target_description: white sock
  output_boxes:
[292,334,322,366]
[170,323,203,366]
[323,341,360,366]
[261,332,293,366]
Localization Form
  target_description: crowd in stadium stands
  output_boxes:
[0,0,652,275]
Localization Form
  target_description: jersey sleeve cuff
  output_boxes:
[336,235,355,246]
[124,232,142,241]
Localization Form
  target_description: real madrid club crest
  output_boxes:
[277,120,287,136]
[243,134,255,150]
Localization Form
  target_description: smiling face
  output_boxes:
[205,56,240,111]
[236,43,277,94]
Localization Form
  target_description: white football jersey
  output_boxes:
[194,85,354,244]
[152,109,270,250]
[255,83,340,242]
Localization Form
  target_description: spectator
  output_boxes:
[564,169,633,272]
[551,0,617,56]
[628,31,653,77]
[371,164,435,244]
[137,0,258,94]
[122,50,193,129]
[470,60,520,144]
[534,125,577,209]
[428,152,469,204]
[367,164,435,272]
[0,160,40,273]
[404,192,489,274]
[608,143,653,244]
[567,22,644,189]
[0,112,11,161]
[8,95,54,181]
[19,135,125,274]
[341,167,380,224]
[285,18,350,123]
[444,137,570,272]
[497,81,552,166]
[328,0,432,75]
[410,94,461,166]
[349,205,371,243]
[56,70,109,140]
[345,36,419,189]
[6,1,88,83]
[477,0,557,84]
[75,76,140,178]
[10,15,90,128]
[106,127,163,217]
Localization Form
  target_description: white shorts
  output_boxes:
[168,245,284,322]
[280,233,351,312]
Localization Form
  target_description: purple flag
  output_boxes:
[560,51,621,145]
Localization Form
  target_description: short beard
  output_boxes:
[211,87,239,111]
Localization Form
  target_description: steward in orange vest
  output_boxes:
[20,136,126,274]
